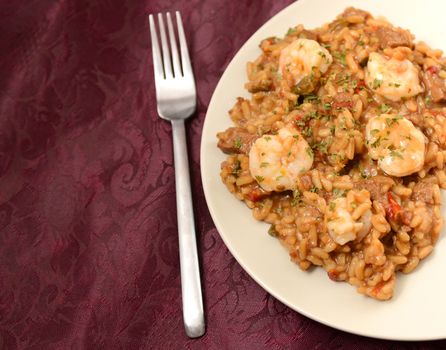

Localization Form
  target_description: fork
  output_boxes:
[148,12,205,338]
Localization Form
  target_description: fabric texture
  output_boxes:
[1,0,445,348]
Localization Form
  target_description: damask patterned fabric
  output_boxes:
[1,0,445,348]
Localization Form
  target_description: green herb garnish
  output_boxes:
[232,159,241,176]
[286,27,297,36]
[306,147,314,159]
[333,51,347,66]
[389,150,403,159]
[309,186,319,193]
[333,188,347,197]
[268,225,278,237]
[372,78,382,89]
[234,137,242,149]
[291,189,302,206]
[379,104,391,113]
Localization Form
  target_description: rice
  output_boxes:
[217,7,445,300]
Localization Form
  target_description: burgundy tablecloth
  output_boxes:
[1,0,446,349]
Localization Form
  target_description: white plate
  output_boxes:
[200,0,446,340]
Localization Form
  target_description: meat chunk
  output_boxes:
[342,7,370,19]
[341,7,370,23]
[354,176,395,201]
[217,127,257,155]
[422,67,446,102]
[298,29,318,41]
[332,92,353,109]
[404,113,423,128]
[355,180,381,200]
[376,27,412,49]
[299,173,313,191]
[411,181,435,205]
[245,79,272,93]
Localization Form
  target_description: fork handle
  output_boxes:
[171,118,205,338]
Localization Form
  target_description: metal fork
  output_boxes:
[148,12,205,338]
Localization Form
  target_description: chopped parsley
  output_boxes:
[231,159,241,176]
[264,136,271,141]
[286,27,297,35]
[385,115,402,127]
[255,175,265,182]
[291,189,302,206]
[306,147,314,159]
[379,104,391,113]
[323,102,332,110]
[372,78,382,89]
[329,153,345,163]
[333,51,347,66]
[370,128,380,136]
[370,136,382,148]
[295,119,306,128]
[302,126,313,138]
[318,51,327,59]
[260,162,269,168]
[329,202,336,211]
[275,207,283,214]
[268,225,278,237]
[234,137,242,149]
[309,186,319,193]
[336,74,350,85]
[312,140,329,154]
[389,150,404,159]
[333,188,347,197]
[303,94,319,103]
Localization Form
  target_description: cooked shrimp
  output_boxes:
[326,191,372,245]
[249,125,313,192]
[365,52,423,101]
[279,38,333,87]
[365,113,426,177]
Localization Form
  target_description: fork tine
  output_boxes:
[166,12,182,77]
[175,12,193,77]
[158,13,173,78]
[149,14,164,84]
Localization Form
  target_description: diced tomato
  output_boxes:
[428,110,444,117]
[332,100,353,109]
[246,187,268,202]
[294,113,304,121]
[386,192,403,221]
[427,66,439,74]
[371,281,386,296]
[401,211,412,226]
[328,269,340,281]
[354,80,367,93]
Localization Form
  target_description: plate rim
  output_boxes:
[200,0,446,341]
